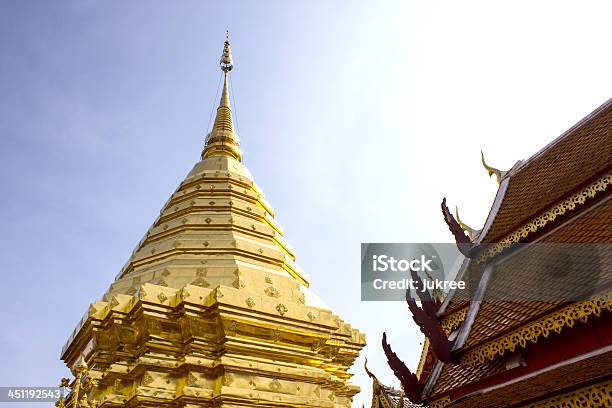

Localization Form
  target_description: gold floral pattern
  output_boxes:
[460,294,612,366]
[477,173,611,264]
[523,379,612,408]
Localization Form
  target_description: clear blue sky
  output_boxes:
[1,1,611,407]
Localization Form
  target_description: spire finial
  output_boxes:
[202,32,242,162]
[220,30,233,73]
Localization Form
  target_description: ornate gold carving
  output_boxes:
[271,329,281,342]
[428,396,451,408]
[187,373,198,387]
[311,338,325,352]
[441,308,467,334]
[460,294,612,365]
[110,297,119,308]
[157,292,168,303]
[523,378,612,408]
[269,379,282,392]
[276,304,288,316]
[223,320,237,335]
[265,286,281,298]
[246,297,255,308]
[307,311,316,321]
[415,337,430,381]
[477,172,611,263]
[142,372,154,386]
[223,373,233,386]
[138,287,148,300]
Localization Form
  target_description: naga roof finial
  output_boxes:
[455,206,479,240]
[481,150,504,185]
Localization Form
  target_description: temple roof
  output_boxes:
[366,363,423,408]
[480,98,612,244]
[418,99,612,405]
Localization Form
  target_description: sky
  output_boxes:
[0,1,611,407]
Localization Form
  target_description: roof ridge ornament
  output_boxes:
[441,198,475,258]
[454,206,480,240]
[481,151,507,185]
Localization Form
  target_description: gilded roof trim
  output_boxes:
[428,396,451,408]
[523,378,611,408]
[415,338,430,381]
[476,171,612,264]
[459,293,612,366]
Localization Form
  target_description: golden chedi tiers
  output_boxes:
[61,34,366,408]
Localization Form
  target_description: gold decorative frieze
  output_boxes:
[441,308,467,334]
[428,396,452,408]
[522,378,612,407]
[477,172,611,263]
[460,294,612,365]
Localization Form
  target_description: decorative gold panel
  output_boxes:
[522,378,612,408]
[460,294,612,366]
[441,308,467,334]
[428,395,451,408]
[477,172,611,264]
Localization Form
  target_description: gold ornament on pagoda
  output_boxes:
[60,33,365,408]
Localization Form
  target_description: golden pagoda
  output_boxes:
[60,34,366,408]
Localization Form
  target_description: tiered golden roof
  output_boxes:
[61,35,365,408]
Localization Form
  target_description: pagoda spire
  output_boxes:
[202,31,242,161]
[61,31,366,408]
